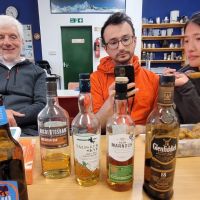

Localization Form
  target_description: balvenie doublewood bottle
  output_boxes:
[38,77,71,179]
[106,77,135,191]
[0,94,28,200]
[143,75,179,199]
[71,73,101,186]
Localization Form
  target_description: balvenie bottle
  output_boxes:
[106,77,135,191]
[71,73,101,186]
[143,75,179,199]
[38,77,71,178]
[0,94,28,200]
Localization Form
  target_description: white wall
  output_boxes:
[37,0,142,88]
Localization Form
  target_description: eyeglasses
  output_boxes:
[105,35,134,50]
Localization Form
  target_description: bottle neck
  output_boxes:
[78,92,92,113]
[114,99,128,115]
[46,95,58,106]
[158,85,174,106]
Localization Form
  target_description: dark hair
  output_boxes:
[184,11,200,31]
[101,12,135,45]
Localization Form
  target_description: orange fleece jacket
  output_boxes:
[90,55,159,125]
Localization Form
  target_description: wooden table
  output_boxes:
[27,135,200,200]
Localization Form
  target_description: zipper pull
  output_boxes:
[6,71,10,79]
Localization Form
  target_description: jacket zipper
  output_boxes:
[5,70,10,94]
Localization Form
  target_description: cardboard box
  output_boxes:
[19,139,36,185]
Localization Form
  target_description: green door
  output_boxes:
[61,26,93,89]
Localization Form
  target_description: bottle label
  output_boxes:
[109,164,133,183]
[108,133,134,162]
[0,106,8,126]
[0,181,19,200]
[158,86,174,105]
[39,123,69,148]
[73,134,100,171]
[149,136,177,192]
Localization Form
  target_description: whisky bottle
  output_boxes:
[143,75,179,199]
[38,77,71,179]
[106,77,135,191]
[0,94,28,200]
[71,73,101,186]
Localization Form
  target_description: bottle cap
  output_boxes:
[79,73,90,93]
[159,75,175,84]
[79,73,90,80]
[46,77,57,82]
[115,77,128,99]
[46,77,57,96]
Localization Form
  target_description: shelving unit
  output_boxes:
[141,59,185,63]
[142,47,184,52]
[142,35,184,40]
[141,22,186,69]
[142,23,185,28]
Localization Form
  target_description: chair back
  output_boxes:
[68,82,79,90]
[36,60,52,75]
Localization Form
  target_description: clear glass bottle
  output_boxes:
[0,94,28,200]
[106,77,135,191]
[38,77,70,179]
[143,75,179,199]
[71,73,101,186]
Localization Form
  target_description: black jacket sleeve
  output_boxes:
[175,79,200,124]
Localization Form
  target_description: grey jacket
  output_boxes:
[174,70,200,124]
[0,59,46,135]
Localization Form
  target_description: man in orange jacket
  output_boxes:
[90,12,159,130]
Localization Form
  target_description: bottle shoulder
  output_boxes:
[147,106,179,123]
[107,114,135,126]
[72,112,100,126]
[71,113,100,134]
[38,104,69,121]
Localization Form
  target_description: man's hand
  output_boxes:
[163,67,189,87]
[108,82,116,98]
[6,109,25,127]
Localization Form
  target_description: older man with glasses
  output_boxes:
[90,12,159,132]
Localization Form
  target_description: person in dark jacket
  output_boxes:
[0,15,46,136]
[163,12,200,124]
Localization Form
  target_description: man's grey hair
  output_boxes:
[0,15,24,41]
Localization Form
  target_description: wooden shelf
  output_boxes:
[141,22,185,66]
[142,35,184,40]
[142,48,184,52]
[141,60,185,63]
[142,23,185,28]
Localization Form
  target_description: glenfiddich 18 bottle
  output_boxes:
[71,73,101,186]
[106,77,135,191]
[0,94,28,200]
[143,75,179,199]
[38,77,71,179]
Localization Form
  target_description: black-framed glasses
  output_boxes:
[105,35,134,50]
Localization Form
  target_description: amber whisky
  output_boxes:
[143,75,179,199]
[106,77,135,191]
